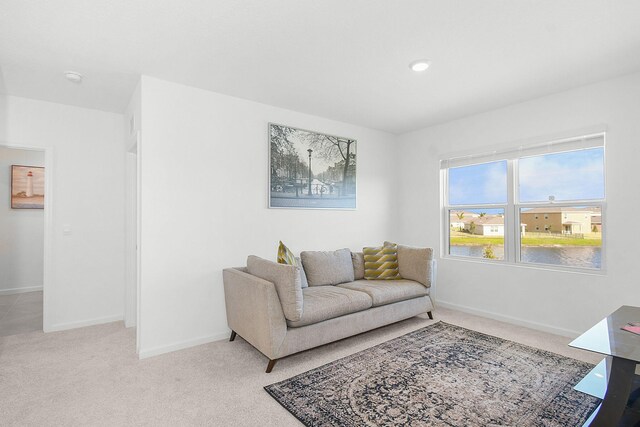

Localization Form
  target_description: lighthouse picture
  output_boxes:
[11,165,45,209]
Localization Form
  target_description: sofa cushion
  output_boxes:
[338,279,428,307]
[247,255,303,322]
[287,286,372,328]
[363,245,401,280]
[385,241,434,287]
[351,251,365,280]
[301,248,354,286]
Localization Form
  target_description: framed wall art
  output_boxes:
[269,123,356,210]
[11,165,45,209]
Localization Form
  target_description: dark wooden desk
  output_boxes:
[569,305,640,427]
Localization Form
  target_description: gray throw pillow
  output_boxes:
[247,255,303,321]
[385,241,434,287]
[351,251,365,280]
[295,257,309,288]
[301,248,355,286]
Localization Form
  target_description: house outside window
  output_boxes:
[442,133,605,271]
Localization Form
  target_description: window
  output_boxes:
[442,133,605,270]
[446,160,506,261]
[447,208,505,260]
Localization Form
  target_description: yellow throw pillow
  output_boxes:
[277,241,297,265]
[277,241,308,288]
[363,244,401,280]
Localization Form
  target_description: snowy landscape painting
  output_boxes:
[11,165,45,209]
[269,123,356,209]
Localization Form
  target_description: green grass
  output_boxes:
[450,236,505,245]
[521,237,601,246]
[450,235,601,247]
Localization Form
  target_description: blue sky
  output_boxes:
[519,148,604,202]
[451,208,504,215]
[449,161,507,205]
[448,148,604,205]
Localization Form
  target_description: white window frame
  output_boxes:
[441,132,606,273]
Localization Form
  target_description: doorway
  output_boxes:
[0,146,46,336]
[124,131,140,352]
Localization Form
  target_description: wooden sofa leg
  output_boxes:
[427,311,433,320]
[229,331,237,342]
[266,359,277,373]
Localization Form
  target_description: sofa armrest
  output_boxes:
[223,268,287,359]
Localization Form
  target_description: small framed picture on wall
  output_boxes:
[11,165,45,209]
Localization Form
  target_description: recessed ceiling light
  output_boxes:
[409,60,431,72]
[64,71,83,84]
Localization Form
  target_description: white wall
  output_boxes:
[397,72,640,336]
[0,147,44,294]
[0,95,126,331]
[137,76,399,357]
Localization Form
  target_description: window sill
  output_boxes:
[440,254,606,276]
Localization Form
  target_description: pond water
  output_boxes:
[450,245,602,269]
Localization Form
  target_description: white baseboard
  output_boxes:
[0,286,43,295]
[138,331,230,360]
[45,314,124,332]
[436,300,581,338]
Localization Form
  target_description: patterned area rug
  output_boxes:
[265,322,600,426]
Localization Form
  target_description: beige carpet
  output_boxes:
[0,308,601,426]
[0,291,42,337]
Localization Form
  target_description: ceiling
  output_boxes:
[1,0,640,134]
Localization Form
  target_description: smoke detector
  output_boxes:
[64,71,83,84]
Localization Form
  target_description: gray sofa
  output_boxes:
[222,244,435,372]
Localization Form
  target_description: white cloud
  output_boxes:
[519,152,604,201]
